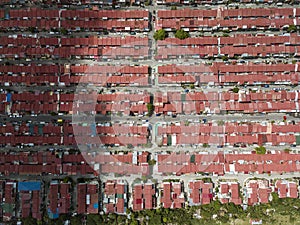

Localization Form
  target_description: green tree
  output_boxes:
[127,144,134,149]
[87,214,104,225]
[287,24,297,33]
[271,192,280,203]
[175,29,190,40]
[130,220,138,225]
[60,28,68,35]
[149,214,161,225]
[63,176,73,183]
[77,177,88,183]
[154,29,167,41]
[50,111,58,116]
[171,6,177,10]
[221,55,228,61]
[255,146,266,154]
[232,87,239,93]
[71,215,82,225]
[22,216,38,225]
[203,143,210,148]
[217,120,225,126]
[148,159,157,165]
[117,215,127,224]
[147,103,154,116]
[28,27,38,33]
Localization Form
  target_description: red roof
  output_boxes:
[189,180,213,205]
[275,180,298,199]
[133,183,156,211]
[161,182,185,209]
[48,182,71,215]
[246,180,271,205]
[103,180,128,214]
[156,8,295,31]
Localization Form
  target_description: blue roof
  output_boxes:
[93,203,99,209]
[6,93,11,102]
[47,208,59,219]
[4,12,9,19]
[90,123,97,136]
[18,181,41,191]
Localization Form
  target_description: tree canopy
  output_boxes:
[147,103,154,116]
[232,87,239,93]
[255,146,266,154]
[154,29,167,41]
[175,29,190,40]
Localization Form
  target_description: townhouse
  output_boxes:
[18,181,43,220]
[245,179,272,205]
[157,152,224,176]
[103,180,128,214]
[82,151,150,176]
[0,177,298,220]
[0,120,150,148]
[47,181,72,219]
[132,182,157,211]
[0,180,17,221]
[2,150,300,177]
[156,8,299,31]
[157,120,300,146]
[156,34,300,60]
[61,64,150,86]
[218,181,242,205]
[77,181,99,214]
[0,8,149,32]
[274,179,298,198]
[0,151,95,176]
[0,36,149,60]
[157,151,300,175]
[188,179,214,206]
[160,180,185,209]
[3,61,298,87]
